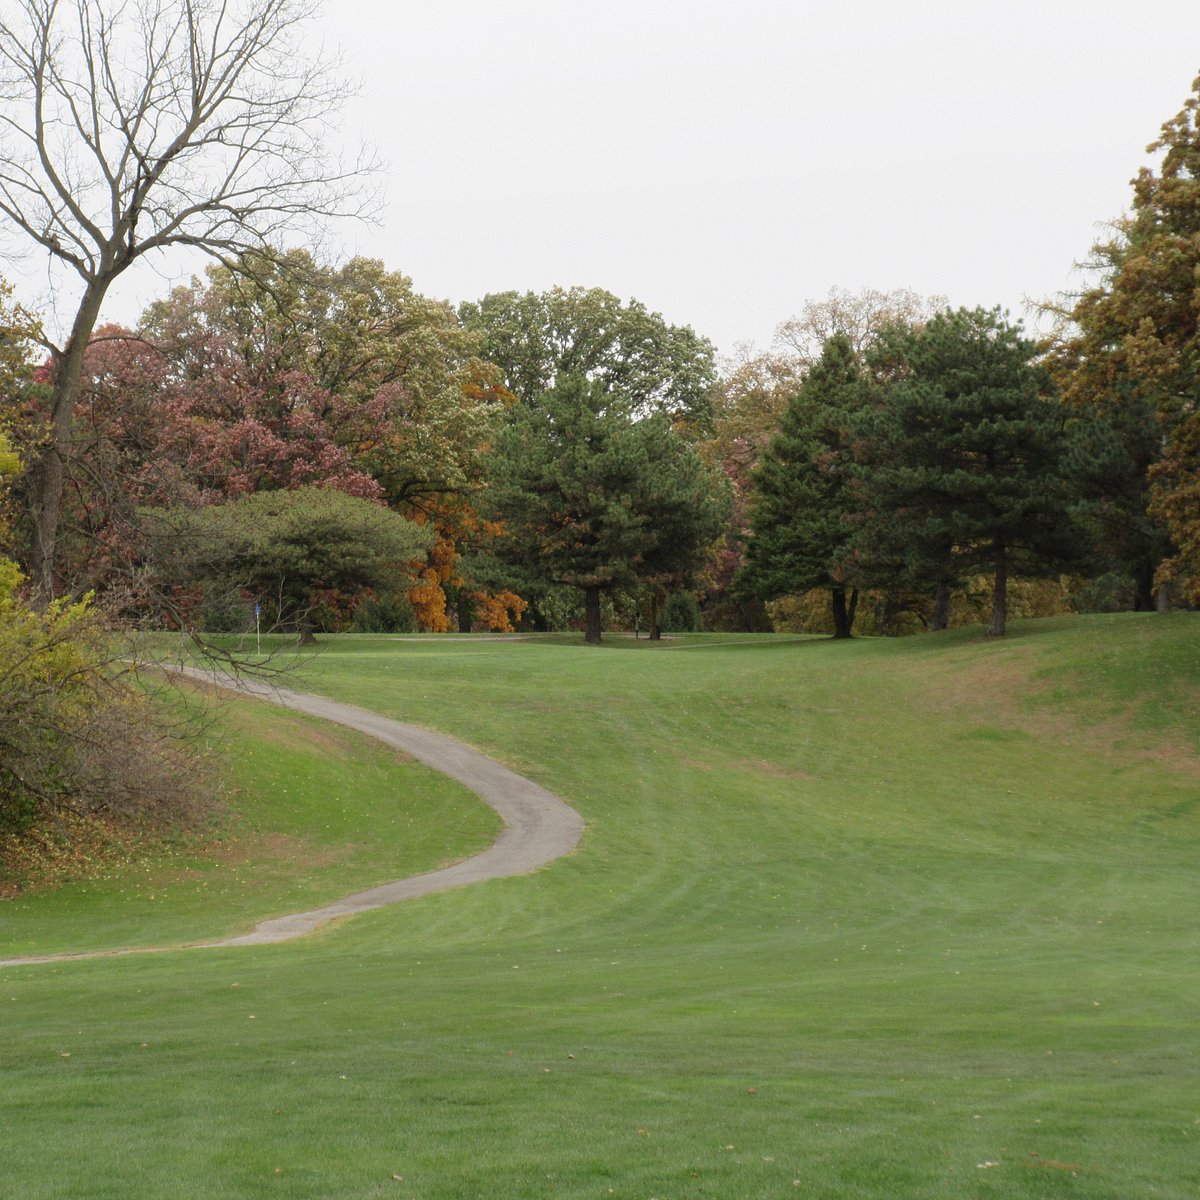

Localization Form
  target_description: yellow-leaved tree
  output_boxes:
[1050,72,1200,604]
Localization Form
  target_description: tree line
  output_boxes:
[1,263,729,643]
[2,233,1195,647]
[0,0,1194,649]
[718,72,1200,637]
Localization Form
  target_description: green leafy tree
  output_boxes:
[484,377,728,643]
[460,286,717,429]
[737,334,868,638]
[155,488,433,643]
[859,308,1081,637]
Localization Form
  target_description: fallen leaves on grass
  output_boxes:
[1,810,185,893]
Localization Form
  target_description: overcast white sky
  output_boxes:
[63,1,1200,359]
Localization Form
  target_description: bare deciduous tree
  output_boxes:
[0,0,377,599]
[774,286,948,364]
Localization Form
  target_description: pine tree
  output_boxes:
[737,334,867,638]
[1061,392,1172,609]
[484,376,727,642]
[859,309,1080,637]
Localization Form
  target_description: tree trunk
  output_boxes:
[458,605,472,633]
[584,584,603,644]
[932,579,952,630]
[1133,564,1156,612]
[986,544,1007,637]
[649,591,661,640]
[1155,583,1172,614]
[28,281,110,605]
[831,586,853,639]
[880,594,902,637]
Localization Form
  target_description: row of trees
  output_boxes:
[738,310,1082,639]
[0,0,1195,652]
[0,259,728,643]
[0,0,725,647]
[720,74,1200,638]
[4,251,1193,651]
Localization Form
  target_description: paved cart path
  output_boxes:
[0,673,585,967]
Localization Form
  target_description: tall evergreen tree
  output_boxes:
[1060,392,1172,610]
[483,377,727,643]
[737,334,867,638]
[859,308,1080,637]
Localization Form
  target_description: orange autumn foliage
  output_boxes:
[408,568,452,632]
[406,517,458,632]
[405,505,527,633]
[460,359,520,411]
[471,589,528,633]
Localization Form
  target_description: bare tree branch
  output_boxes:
[0,0,381,600]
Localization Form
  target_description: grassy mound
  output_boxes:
[2,614,1198,1199]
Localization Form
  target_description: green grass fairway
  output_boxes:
[3,614,1199,1199]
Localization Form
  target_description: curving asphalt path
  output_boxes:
[0,672,585,967]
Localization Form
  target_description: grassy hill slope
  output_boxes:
[0,697,501,956]
[3,614,1198,1199]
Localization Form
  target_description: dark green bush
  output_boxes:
[353,592,419,633]
[660,591,701,633]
